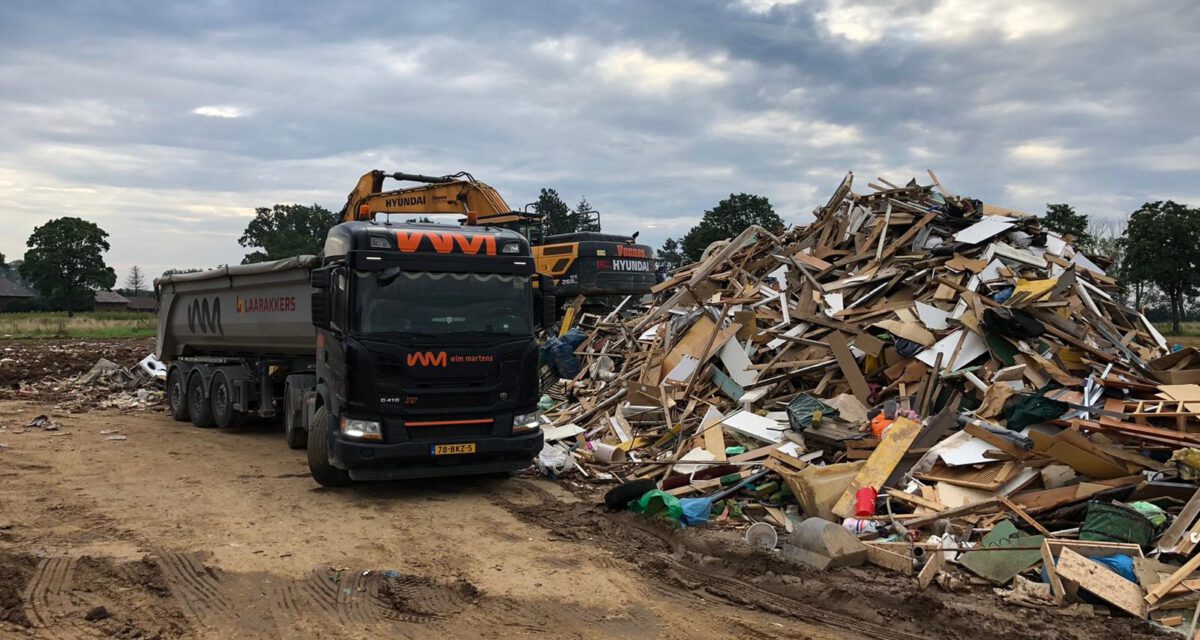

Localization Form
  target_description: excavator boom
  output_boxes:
[340,170,513,225]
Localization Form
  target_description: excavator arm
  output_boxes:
[340,170,514,225]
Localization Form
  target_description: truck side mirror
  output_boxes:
[311,267,333,330]
[311,267,332,289]
[311,289,332,330]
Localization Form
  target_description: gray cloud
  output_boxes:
[1,0,1197,280]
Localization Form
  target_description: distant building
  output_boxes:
[93,290,130,312]
[0,277,35,311]
[125,296,158,313]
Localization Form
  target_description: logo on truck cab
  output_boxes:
[406,351,448,367]
[405,351,496,367]
[395,230,497,255]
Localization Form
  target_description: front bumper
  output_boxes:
[331,429,543,481]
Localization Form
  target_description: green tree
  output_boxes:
[681,193,784,262]
[1042,203,1092,250]
[125,265,146,296]
[19,217,117,316]
[534,188,573,236]
[656,237,685,273]
[573,196,602,232]
[0,252,6,267]
[239,203,338,264]
[1122,201,1200,334]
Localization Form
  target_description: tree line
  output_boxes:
[7,191,1195,334]
[1040,201,1200,334]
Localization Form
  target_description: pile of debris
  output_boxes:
[2,354,167,412]
[540,170,1200,629]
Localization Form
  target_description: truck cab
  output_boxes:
[304,221,543,485]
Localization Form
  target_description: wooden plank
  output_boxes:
[866,544,914,575]
[918,551,945,590]
[1147,552,1200,606]
[999,496,1053,538]
[1041,540,1065,605]
[1057,548,1147,618]
[905,498,1000,529]
[832,417,922,519]
[874,211,938,265]
[700,406,728,462]
[828,330,871,404]
[888,490,947,512]
[1158,488,1200,554]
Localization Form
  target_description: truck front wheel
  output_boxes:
[187,373,216,428]
[167,368,190,422]
[307,407,351,487]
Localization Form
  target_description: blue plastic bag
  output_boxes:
[679,498,713,527]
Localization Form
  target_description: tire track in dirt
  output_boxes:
[21,556,76,636]
[150,549,234,628]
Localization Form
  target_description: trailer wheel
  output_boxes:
[211,371,245,429]
[188,373,216,428]
[283,382,306,450]
[167,367,190,422]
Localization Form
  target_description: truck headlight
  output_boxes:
[513,411,541,434]
[341,417,383,441]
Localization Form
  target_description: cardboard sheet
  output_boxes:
[954,218,1014,244]
[917,329,988,372]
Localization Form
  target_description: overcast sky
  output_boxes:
[1,0,1197,281]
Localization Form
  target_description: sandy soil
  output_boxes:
[0,396,1171,640]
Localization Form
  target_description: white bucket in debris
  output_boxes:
[138,355,168,381]
[745,522,778,549]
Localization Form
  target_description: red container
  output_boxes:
[855,487,878,517]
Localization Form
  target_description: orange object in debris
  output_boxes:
[870,414,894,438]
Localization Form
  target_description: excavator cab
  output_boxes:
[476,212,545,245]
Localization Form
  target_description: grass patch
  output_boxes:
[1157,322,1200,338]
[0,311,155,339]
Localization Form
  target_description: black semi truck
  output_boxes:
[154,221,544,486]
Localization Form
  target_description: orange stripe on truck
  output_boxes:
[405,418,493,427]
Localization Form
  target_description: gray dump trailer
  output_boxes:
[155,219,544,487]
[156,256,321,430]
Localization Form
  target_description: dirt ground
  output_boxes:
[0,339,1173,640]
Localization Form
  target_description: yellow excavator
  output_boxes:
[341,170,657,303]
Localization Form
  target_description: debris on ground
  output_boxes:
[534,170,1194,630]
[0,338,165,413]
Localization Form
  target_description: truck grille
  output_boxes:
[406,392,491,411]
[405,421,494,440]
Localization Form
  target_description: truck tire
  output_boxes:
[167,367,190,422]
[307,406,351,487]
[283,382,306,450]
[211,371,245,429]
[187,372,216,428]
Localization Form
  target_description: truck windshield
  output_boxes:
[354,270,532,336]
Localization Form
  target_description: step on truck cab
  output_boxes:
[155,220,544,486]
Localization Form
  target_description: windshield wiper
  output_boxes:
[359,330,443,341]
[441,330,530,338]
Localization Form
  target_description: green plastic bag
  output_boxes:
[628,489,683,522]
[1003,384,1068,430]
[1079,501,1155,548]
[1128,501,1168,528]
